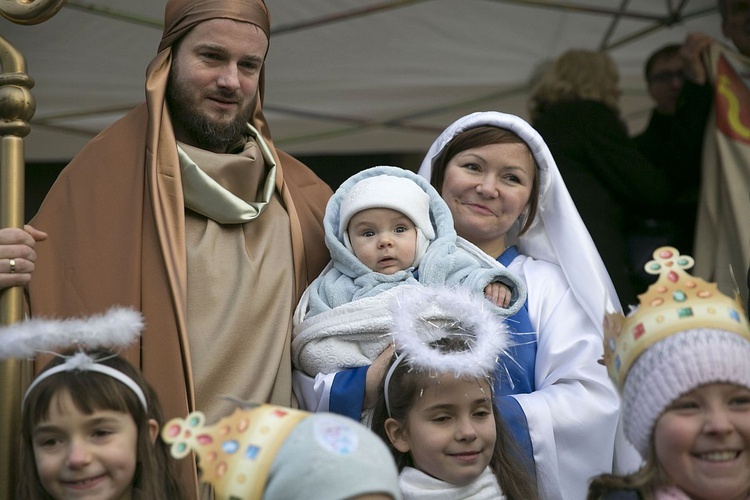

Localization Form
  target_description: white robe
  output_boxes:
[506,253,620,499]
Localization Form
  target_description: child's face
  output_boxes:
[31,389,139,500]
[347,208,417,274]
[654,382,750,500]
[387,373,496,486]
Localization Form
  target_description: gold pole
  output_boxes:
[0,2,66,498]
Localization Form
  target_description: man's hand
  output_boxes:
[0,225,48,289]
[680,32,715,85]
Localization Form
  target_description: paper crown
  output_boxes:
[603,246,750,389]
[162,404,308,500]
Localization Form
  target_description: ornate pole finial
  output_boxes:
[0,0,65,25]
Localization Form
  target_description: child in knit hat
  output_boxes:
[589,246,750,500]
[292,166,525,421]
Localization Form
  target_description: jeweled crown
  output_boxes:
[603,247,750,389]
[162,404,309,499]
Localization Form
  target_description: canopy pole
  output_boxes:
[0,2,66,498]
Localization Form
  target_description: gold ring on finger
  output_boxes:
[9,258,16,274]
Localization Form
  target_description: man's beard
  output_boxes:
[166,71,256,153]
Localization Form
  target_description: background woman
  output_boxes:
[528,49,673,307]
[418,111,640,499]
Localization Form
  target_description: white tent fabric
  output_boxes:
[1,0,724,162]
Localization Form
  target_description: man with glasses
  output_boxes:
[632,44,698,259]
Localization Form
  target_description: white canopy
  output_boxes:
[1,0,724,162]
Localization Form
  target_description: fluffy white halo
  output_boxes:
[0,307,143,359]
[389,284,510,378]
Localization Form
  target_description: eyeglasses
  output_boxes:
[649,70,684,84]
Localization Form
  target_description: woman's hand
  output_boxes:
[364,344,395,409]
[0,225,48,289]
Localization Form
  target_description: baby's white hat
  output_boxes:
[338,174,435,240]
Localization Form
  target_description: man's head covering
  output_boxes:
[159,0,270,53]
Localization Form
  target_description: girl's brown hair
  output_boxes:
[18,350,184,499]
[371,338,538,500]
[587,442,667,500]
[429,125,540,238]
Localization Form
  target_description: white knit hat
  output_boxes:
[339,174,435,267]
[621,328,750,456]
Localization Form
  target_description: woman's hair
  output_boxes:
[587,442,669,500]
[429,125,540,236]
[528,49,620,121]
[371,338,538,500]
[18,350,184,499]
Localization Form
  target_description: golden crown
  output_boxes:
[162,404,309,499]
[603,247,750,389]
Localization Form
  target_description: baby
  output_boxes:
[292,166,524,420]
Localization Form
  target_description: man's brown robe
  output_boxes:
[27,1,331,496]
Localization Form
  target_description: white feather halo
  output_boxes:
[389,284,510,378]
[0,307,143,359]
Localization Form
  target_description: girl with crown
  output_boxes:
[370,285,538,499]
[589,247,750,499]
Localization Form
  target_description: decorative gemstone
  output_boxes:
[677,307,693,318]
[189,415,201,427]
[222,440,239,454]
[685,280,696,288]
[650,297,664,307]
[167,424,181,438]
[206,451,217,462]
[697,290,712,298]
[649,263,661,272]
[184,430,191,438]
[668,270,678,283]
[673,290,686,302]
[731,309,740,322]
[665,261,673,267]
[609,338,616,351]
[273,409,288,418]
[657,285,668,293]
[216,462,227,477]
[659,249,673,259]
[677,258,689,266]
[246,445,261,459]
[615,356,621,371]
[237,418,249,433]
[197,434,213,445]
[633,323,645,339]
[220,425,230,436]
[176,442,186,453]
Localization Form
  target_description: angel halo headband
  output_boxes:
[384,285,511,417]
[0,307,147,411]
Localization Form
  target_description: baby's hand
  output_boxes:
[484,282,511,308]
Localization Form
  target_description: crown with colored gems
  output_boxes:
[162,404,309,499]
[603,247,750,390]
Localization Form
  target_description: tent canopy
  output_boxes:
[1,0,724,162]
